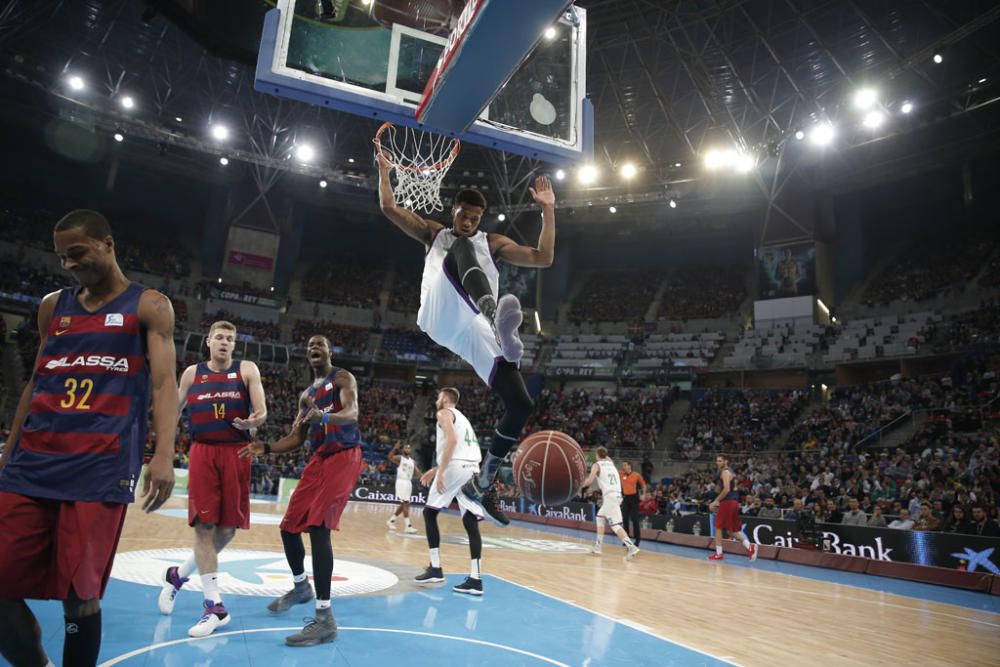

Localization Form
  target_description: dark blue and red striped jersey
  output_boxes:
[0,283,150,503]
[186,360,251,445]
[306,367,362,456]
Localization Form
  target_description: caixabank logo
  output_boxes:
[111,548,397,597]
[527,502,592,522]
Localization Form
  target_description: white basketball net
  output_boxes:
[375,121,460,214]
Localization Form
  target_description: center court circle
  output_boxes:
[111,548,397,597]
[99,627,571,666]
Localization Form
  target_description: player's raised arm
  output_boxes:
[377,153,442,246]
[490,175,555,268]
[388,441,402,465]
[0,291,58,472]
[139,289,178,513]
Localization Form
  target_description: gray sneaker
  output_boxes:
[285,609,338,647]
[267,581,314,613]
[494,294,524,363]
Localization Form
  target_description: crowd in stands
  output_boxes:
[676,389,810,459]
[568,271,665,324]
[657,268,745,321]
[388,264,422,314]
[301,259,383,309]
[861,229,995,306]
[933,299,1000,349]
[378,328,452,364]
[200,311,280,343]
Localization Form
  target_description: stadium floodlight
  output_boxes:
[544,26,557,40]
[620,162,637,179]
[862,110,885,129]
[319,179,328,188]
[900,101,913,114]
[609,206,617,213]
[113,131,124,143]
[175,116,183,123]
[578,164,598,184]
[295,144,315,162]
[809,122,835,147]
[853,87,877,110]
[219,157,229,166]
[794,130,805,140]
[498,213,506,222]
[734,153,755,173]
[933,53,943,64]
[704,148,736,171]
[67,75,85,91]
[669,199,677,209]
[210,124,229,141]
[119,95,135,110]
[554,169,566,180]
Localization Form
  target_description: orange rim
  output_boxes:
[375,121,461,173]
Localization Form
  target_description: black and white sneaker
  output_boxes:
[460,479,509,526]
[414,566,445,584]
[452,577,483,596]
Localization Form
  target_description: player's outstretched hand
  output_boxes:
[419,468,437,487]
[233,410,266,430]
[528,175,555,208]
[375,149,393,173]
[141,453,175,513]
[239,441,266,458]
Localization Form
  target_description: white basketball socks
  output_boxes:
[202,572,221,604]
[430,548,442,568]
[178,553,197,578]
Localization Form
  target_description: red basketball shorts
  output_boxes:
[715,499,743,533]
[281,446,363,534]
[187,442,251,529]
[0,492,127,600]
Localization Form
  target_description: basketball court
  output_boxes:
[22,496,1000,665]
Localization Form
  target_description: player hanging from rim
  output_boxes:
[377,152,556,526]
[239,335,364,647]
[708,454,757,562]
[581,447,640,562]
[157,320,268,638]
[387,440,422,533]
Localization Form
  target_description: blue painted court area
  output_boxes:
[26,575,730,666]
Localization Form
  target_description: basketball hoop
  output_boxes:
[375,121,460,214]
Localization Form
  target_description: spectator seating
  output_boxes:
[824,312,940,363]
[634,332,724,370]
[725,323,825,369]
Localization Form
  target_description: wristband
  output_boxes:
[262,442,271,455]
[321,412,330,425]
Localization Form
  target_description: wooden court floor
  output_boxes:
[113,496,1000,666]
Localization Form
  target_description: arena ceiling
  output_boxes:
[2,0,999,229]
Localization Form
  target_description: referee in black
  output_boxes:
[620,461,647,546]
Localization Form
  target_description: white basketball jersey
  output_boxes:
[596,459,622,496]
[435,407,482,465]
[396,455,414,481]
[417,229,499,340]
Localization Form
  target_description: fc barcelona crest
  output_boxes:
[59,317,71,328]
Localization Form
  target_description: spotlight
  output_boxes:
[348,158,355,163]
[113,131,124,143]
[295,144,315,162]
[620,162,637,179]
[609,206,617,214]
[933,53,943,64]
[794,130,805,140]
[210,124,229,141]
[734,153,755,173]
[808,123,835,146]
[900,101,913,114]
[67,75,85,91]
[119,95,135,110]
[319,179,328,188]
[669,199,677,209]
[217,277,222,284]
[175,116,183,123]
[862,110,885,129]
[554,169,566,181]
[704,148,736,171]
[219,156,229,165]
[674,162,682,167]
[853,87,877,110]
[544,26,557,40]
[498,213,506,222]
[578,164,598,184]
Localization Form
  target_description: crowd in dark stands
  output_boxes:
[569,271,666,324]
[292,320,370,356]
[675,389,810,459]
[933,299,1000,349]
[200,311,281,343]
[301,259,383,309]
[657,268,745,321]
[388,263,422,314]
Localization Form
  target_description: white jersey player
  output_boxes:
[413,388,488,595]
[582,447,640,561]
[378,153,557,526]
[387,441,421,534]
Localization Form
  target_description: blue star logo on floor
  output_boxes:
[26,549,733,666]
[951,547,999,574]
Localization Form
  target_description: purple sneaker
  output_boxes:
[158,566,189,615]
[188,600,231,638]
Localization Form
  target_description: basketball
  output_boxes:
[512,430,588,506]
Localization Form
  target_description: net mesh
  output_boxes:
[375,122,460,214]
